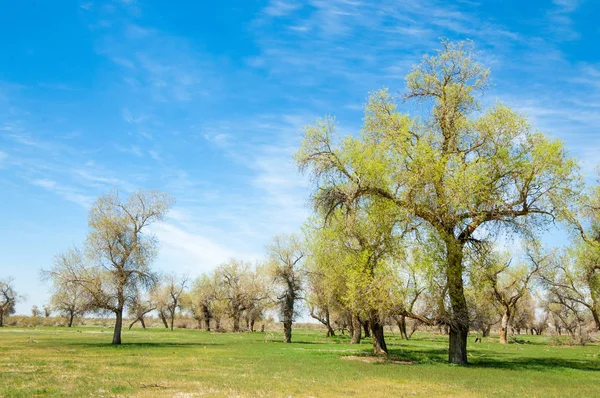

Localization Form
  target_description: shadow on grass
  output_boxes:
[343,346,600,372]
[69,341,223,348]
[469,356,600,372]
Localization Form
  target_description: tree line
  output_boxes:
[1,40,599,366]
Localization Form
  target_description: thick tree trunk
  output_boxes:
[326,323,335,337]
[202,305,211,331]
[68,311,75,328]
[445,236,469,365]
[169,310,175,331]
[591,309,600,331]
[362,320,371,338]
[499,310,510,344]
[140,317,146,329]
[112,310,123,345]
[250,319,255,333]
[0,312,4,327]
[482,326,491,338]
[233,313,241,332]
[350,314,361,344]
[370,319,388,354]
[397,315,408,340]
[283,301,293,343]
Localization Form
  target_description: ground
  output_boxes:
[0,326,598,397]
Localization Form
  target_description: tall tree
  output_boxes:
[0,278,19,327]
[296,40,580,364]
[267,234,305,343]
[46,189,173,344]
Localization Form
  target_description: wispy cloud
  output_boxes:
[547,0,582,40]
[31,179,94,208]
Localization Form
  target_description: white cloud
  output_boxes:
[31,179,94,208]
[152,222,261,275]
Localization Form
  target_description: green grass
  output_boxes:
[0,326,599,397]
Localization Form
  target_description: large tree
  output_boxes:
[0,278,19,327]
[296,40,581,364]
[46,189,173,344]
[266,234,305,343]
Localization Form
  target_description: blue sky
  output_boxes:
[1,0,598,314]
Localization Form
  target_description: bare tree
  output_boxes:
[156,274,188,330]
[480,250,543,344]
[45,189,173,344]
[0,278,19,327]
[215,260,267,332]
[127,293,155,329]
[267,234,305,343]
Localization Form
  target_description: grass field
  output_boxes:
[0,326,599,397]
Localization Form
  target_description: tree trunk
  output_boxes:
[250,319,255,333]
[140,317,146,329]
[169,310,175,331]
[397,315,408,340]
[129,319,137,330]
[350,314,361,344]
[68,311,75,328]
[445,236,469,365]
[112,310,123,345]
[499,309,510,344]
[159,310,169,329]
[482,325,491,338]
[362,320,370,338]
[370,319,388,354]
[204,317,211,332]
[233,313,241,332]
[283,301,293,343]
[0,311,4,327]
[283,318,292,343]
[591,308,600,331]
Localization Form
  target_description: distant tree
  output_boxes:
[127,293,155,329]
[46,252,93,327]
[473,247,543,344]
[45,189,173,344]
[155,274,188,330]
[304,268,337,337]
[266,234,305,343]
[186,274,219,331]
[215,260,267,332]
[0,278,19,326]
[31,305,42,318]
[296,40,581,363]
[42,305,52,318]
[541,249,600,330]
